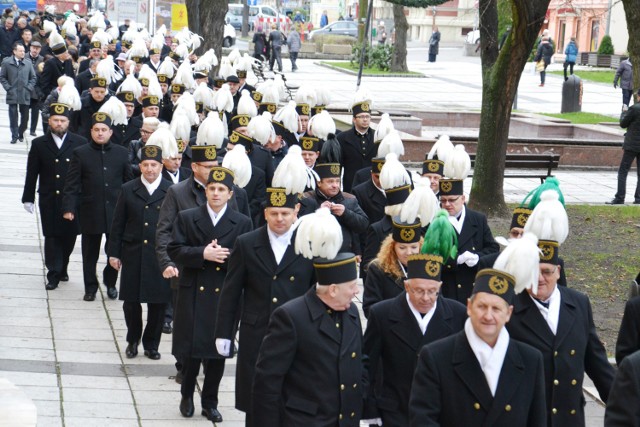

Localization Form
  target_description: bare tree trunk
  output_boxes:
[469,0,551,216]
[391,4,408,72]
[185,0,227,60]
[622,0,640,103]
[185,0,200,34]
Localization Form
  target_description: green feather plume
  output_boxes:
[421,209,458,263]
[521,177,565,209]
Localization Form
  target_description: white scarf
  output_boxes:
[464,317,510,396]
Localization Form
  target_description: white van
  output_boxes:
[227,4,290,31]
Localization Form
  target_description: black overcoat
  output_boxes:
[364,293,467,425]
[362,262,404,317]
[605,349,640,427]
[506,287,615,427]
[252,288,365,426]
[167,205,252,359]
[108,177,172,303]
[337,126,376,193]
[37,57,74,101]
[352,177,385,226]
[215,226,315,412]
[61,141,133,234]
[22,132,87,236]
[70,94,110,141]
[441,208,499,303]
[409,331,547,427]
[615,295,640,365]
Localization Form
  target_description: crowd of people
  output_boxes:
[14,8,640,427]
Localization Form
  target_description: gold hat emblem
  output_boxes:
[239,116,249,126]
[177,140,186,152]
[361,102,370,112]
[150,96,158,104]
[252,92,261,101]
[489,275,509,295]
[140,78,149,86]
[172,85,181,93]
[440,181,452,193]
[94,112,107,122]
[539,243,555,261]
[400,228,415,242]
[376,161,384,172]
[301,104,310,115]
[267,104,276,113]
[330,164,340,175]
[205,147,217,160]
[517,213,528,227]
[144,146,158,158]
[125,92,134,102]
[230,133,239,143]
[302,139,314,150]
[425,260,441,278]
[158,75,167,83]
[212,170,226,181]
[53,104,66,114]
[428,161,439,173]
[270,191,286,207]
[97,78,106,86]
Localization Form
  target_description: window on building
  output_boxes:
[558,20,566,53]
[590,20,600,51]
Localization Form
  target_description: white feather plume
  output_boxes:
[400,176,439,227]
[350,87,372,111]
[237,90,258,117]
[214,84,234,113]
[222,144,252,188]
[294,207,343,260]
[147,77,163,98]
[96,56,119,85]
[48,30,65,48]
[257,80,279,104]
[248,113,276,146]
[374,113,394,143]
[218,57,235,79]
[146,123,179,159]
[106,27,120,41]
[273,145,307,195]
[380,153,411,190]
[295,85,317,107]
[91,28,112,46]
[196,112,225,147]
[87,11,106,30]
[273,74,286,100]
[157,56,176,78]
[117,72,142,99]
[58,82,81,111]
[98,97,127,126]
[307,110,335,140]
[61,20,77,36]
[227,48,241,65]
[173,60,196,91]
[314,85,332,106]
[427,134,454,162]
[193,83,215,110]
[170,110,192,142]
[523,190,569,244]
[493,232,541,295]
[174,44,190,60]
[43,20,57,35]
[273,100,299,133]
[174,92,199,126]
[377,130,404,158]
[443,144,471,179]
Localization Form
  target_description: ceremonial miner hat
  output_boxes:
[295,103,310,117]
[116,91,136,104]
[213,77,226,89]
[157,74,170,84]
[314,253,358,286]
[422,158,444,176]
[473,269,517,304]
[207,166,235,190]
[370,157,385,174]
[312,105,326,116]
[439,144,471,196]
[141,145,163,163]
[251,90,263,103]
[49,103,71,118]
[90,77,108,88]
[141,96,159,108]
[170,83,186,95]
[191,145,218,162]
[90,40,101,49]
[537,240,559,265]
[407,253,443,282]
[91,112,112,127]
[314,163,341,180]
[259,102,277,114]
[300,136,320,153]
[350,88,372,117]
[230,114,251,132]
[176,139,187,154]
[266,187,298,209]
[392,218,422,244]
[523,187,568,267]
[229,130,254,153]
[510,207,533,230]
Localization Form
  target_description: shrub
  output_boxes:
[314,34,356,52]
[598,35,614,55]
[350,43,393,71]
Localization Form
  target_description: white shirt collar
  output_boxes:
[529,285,561,335]
[206,203,227,227]
[266,225,294,265]
[464,317,510,396]
[51,133,66,149]
[167,169,180,184]
[406,293,437,335]
[448,205,466,234]
[141,174,162,195]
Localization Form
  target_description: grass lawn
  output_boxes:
[540,111,618,124]
[488,204,640,355]
[549,69,615,84]
[322,61,423,76]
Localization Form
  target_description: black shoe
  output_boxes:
[106,286,118,299]
[179,397,194,417]
[30,132,37,136]
[175,370,183,384]
[83,292,96,301]
[162,322,173,334]
[125,342,138,358]
[18,137,24,142]
[605,199,624,205]
[10,139,17,144]
[59,274,69,282]
[201,407,223,422]
[144,349,161,360]
[45,282,58,290]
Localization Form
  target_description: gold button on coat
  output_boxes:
[474,403,480,410]
[215,288,220,293]
[272,297,278,303]
[289,276,295,281]
[570,409,576,415]
[571,379,577,385]
[553,380,559,386]
[199,286,204,291]
[552,408,557,414]
[351,352,356,358]
[505,405,511,412]
[570,349,576,355]
[340,384,345,391]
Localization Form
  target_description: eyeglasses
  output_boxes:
[407,285,439,299]
[540,266,558,277]
[440,196,461,205]
[354,115,370,120]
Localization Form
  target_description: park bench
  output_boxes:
[469,152,560,183]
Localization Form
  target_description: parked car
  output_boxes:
[224,22,236,47]
[309,20,358,41]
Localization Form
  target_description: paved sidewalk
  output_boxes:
[0,53,629,426]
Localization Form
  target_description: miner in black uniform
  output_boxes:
[363,252,467,426]
[108,145,172,361]
[214,187,315,426]
[352,157,386,226]
[161,139,192,184]
[605,349,640,427]
[167,166,252,423]
[62,112,133,301]
[422,155,444,195]
[22,102,87,290]
[71,76,111,141]
[157,73,173,123]
[37,39,74,105]
[409,267,547,426]
[252,253,365,426]
[110,91,141,148]
[337,98,376,192]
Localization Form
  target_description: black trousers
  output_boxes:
[44,234,77,284]
[289,51,298,70]
[81,233,118,294]
[123,301,166,350]
[181,357,225,407]
[8,103,29,140]
[29,98,40,133]
[615,149,640,202]
[269,46,282,71]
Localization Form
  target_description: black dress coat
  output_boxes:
[74,69,94,94]
[61,141,133,235]
[248,143,275,187]
[299,189,369,255]
[337,126,376,193]
[22,132,87,236]
[352,177,385,226]
[252,288,365,426]
[159,92,173,123]
[110,120,141,149]
[70,94,111,141]
[38,57,74,100]
[605,349,640,427]
[167,205,252,359]
[409,331,547,427]
[363,293,467,425]
[161,167,192,183]
[506,287,616,427]
[615,295,640,365]
[215,226,316,412]
[362,262,404,318]
[441,208,500,303]
[362,216,392,274]
[108,177,172,303]
[244,165,266,224]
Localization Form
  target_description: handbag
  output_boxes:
[535,60,545,72]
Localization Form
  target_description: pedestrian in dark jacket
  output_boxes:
[534,37,554,87]
[614,58,633,107]
[286,28,301,72]
[428,26,440,62]
[268,24,283,72]
[607,94,640,204]
[563,37,578,81]
[0,42,36,143]
[26,42,44,136]
[252,25,268,61]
